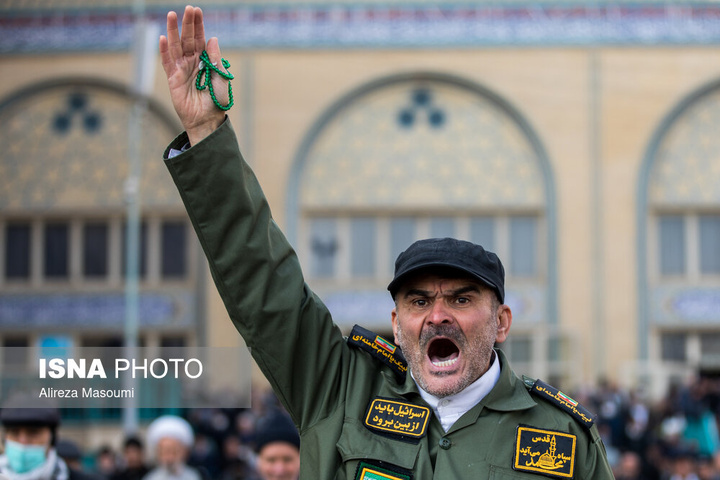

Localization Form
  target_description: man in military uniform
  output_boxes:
[159,6,615,478]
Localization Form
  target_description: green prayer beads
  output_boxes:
[195,50,234,111]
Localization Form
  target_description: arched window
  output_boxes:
[289,72,559,379]
[0,79,180,211]
[639,79,720,380]
[0,78,196,352]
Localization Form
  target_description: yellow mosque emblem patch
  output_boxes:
[513,426,576,478]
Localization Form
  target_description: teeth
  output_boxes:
[432,357,459,368]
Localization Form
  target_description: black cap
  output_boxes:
[254,413,300,454]
[387,237,505,303]
[0,393,61,428]
[56,438,82,461]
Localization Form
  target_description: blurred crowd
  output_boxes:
[0,390,300,480]
[582,374,720,480]
[4,374,720,480]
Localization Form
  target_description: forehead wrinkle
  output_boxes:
[402,282,483,300]
[447,285,481,296]
[402,288,436,300]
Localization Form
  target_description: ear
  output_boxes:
[494,305,513,344]
[391,307,400,344]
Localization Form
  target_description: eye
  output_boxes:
[411,298,428,308]
[454,296,471,305]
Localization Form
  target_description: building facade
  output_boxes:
[1,1,720,430]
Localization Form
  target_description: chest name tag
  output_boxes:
[513,426,576,479]
[364,398,430,440]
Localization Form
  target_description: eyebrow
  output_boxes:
[402,284,482,299]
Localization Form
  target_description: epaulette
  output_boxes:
[523,376,596,430]
[347,325,407,379]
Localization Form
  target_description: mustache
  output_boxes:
[419,324,467,349]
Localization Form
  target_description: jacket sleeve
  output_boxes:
[586,426,616,479]
[164,118,350,431]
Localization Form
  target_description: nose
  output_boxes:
[12,431,32,444]
[427,299,452,325]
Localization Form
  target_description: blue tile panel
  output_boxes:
[4,4,720,53]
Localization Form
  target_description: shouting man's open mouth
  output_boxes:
[427,337,461,371]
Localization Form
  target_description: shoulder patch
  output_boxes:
[348,325,407,378]
[524,377,596,429]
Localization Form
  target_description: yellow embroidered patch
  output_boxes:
[530,379,595,428]
[513,426,576,478]
[355,461,411,480]
[347,325,407,378]
[357,468,401,480]
[364,398,430,439]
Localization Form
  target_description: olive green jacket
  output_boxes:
[164,119,615,480]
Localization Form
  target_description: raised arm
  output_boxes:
[159,6,227,146]
[160,7,353,431]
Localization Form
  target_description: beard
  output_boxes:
[161,464,182,475]
[396,318,497,398]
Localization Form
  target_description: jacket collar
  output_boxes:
[480,349,537,412]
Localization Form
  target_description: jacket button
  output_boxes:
[439,437,451,450]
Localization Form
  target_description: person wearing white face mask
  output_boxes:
[0,394,97,480]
